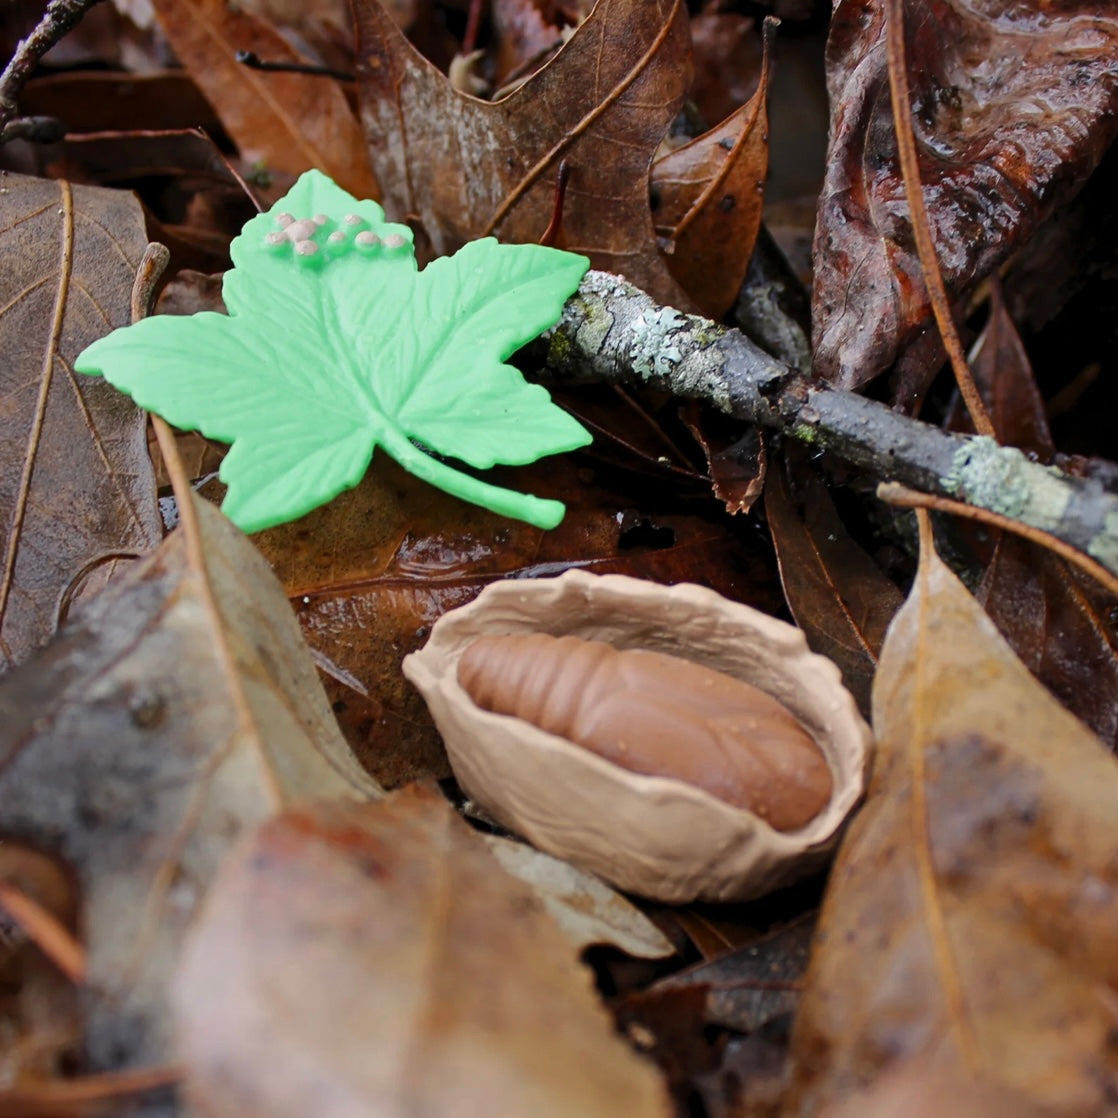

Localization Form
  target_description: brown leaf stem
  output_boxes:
[538,158,572,247]
[884,0,993,437]
[131,244,286,814]
[879,481,1118,599]
[911,508,978,1067]
[0,880,86,983]
[0,1065,181,1117]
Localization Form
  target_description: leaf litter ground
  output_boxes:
[2,2,1118,1116]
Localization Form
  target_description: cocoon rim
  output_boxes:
[402,570,873,903]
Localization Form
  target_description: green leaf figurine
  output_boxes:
[75,170,592,532]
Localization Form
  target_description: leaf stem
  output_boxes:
[0,880,86,983]
[379,429,566,530]
[884,0,994,438]
[878,481,1118,599]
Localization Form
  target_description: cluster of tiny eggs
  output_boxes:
[263,211,407,261]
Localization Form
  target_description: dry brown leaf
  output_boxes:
[0,172,161,676]
[150,0,378,198]
[353,0,694,306]
[650,19,773,318]
[0,495,381,1078]
[784,512,1118,1115]
[174,786,672,1118]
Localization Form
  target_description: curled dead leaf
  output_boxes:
[353,0,694,305]
[403,570,871,903]
[812,0,1118,389]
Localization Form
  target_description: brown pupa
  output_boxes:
[457,634,833,832]
[402,570,872,903]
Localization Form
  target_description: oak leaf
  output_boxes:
[352,0,695,308]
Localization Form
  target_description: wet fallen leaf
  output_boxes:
[150,0,378,198]
[0,172,161,675]
[615,978,796,1118]
[650,19,773,319]
[0,495,380,1078]
[174,785,672,1118]
[646,914,813,1034]
[949,281,1053,459]
[784,513,1118,1114]
[812,0,1118,389]
[353,0,695,306]
[765,452,902,717]
[978,543,1118,753]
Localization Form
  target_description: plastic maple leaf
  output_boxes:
[75,170,592,532]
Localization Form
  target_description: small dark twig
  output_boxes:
[234,50,354,84]
[0,0,105,136]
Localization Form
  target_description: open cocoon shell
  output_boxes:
[402,571,872,903]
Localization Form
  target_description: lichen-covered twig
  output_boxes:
[0,0,104,137]
[530,271,1118,578]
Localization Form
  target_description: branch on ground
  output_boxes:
[529,270,1118,579]
[0,0,105,136]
